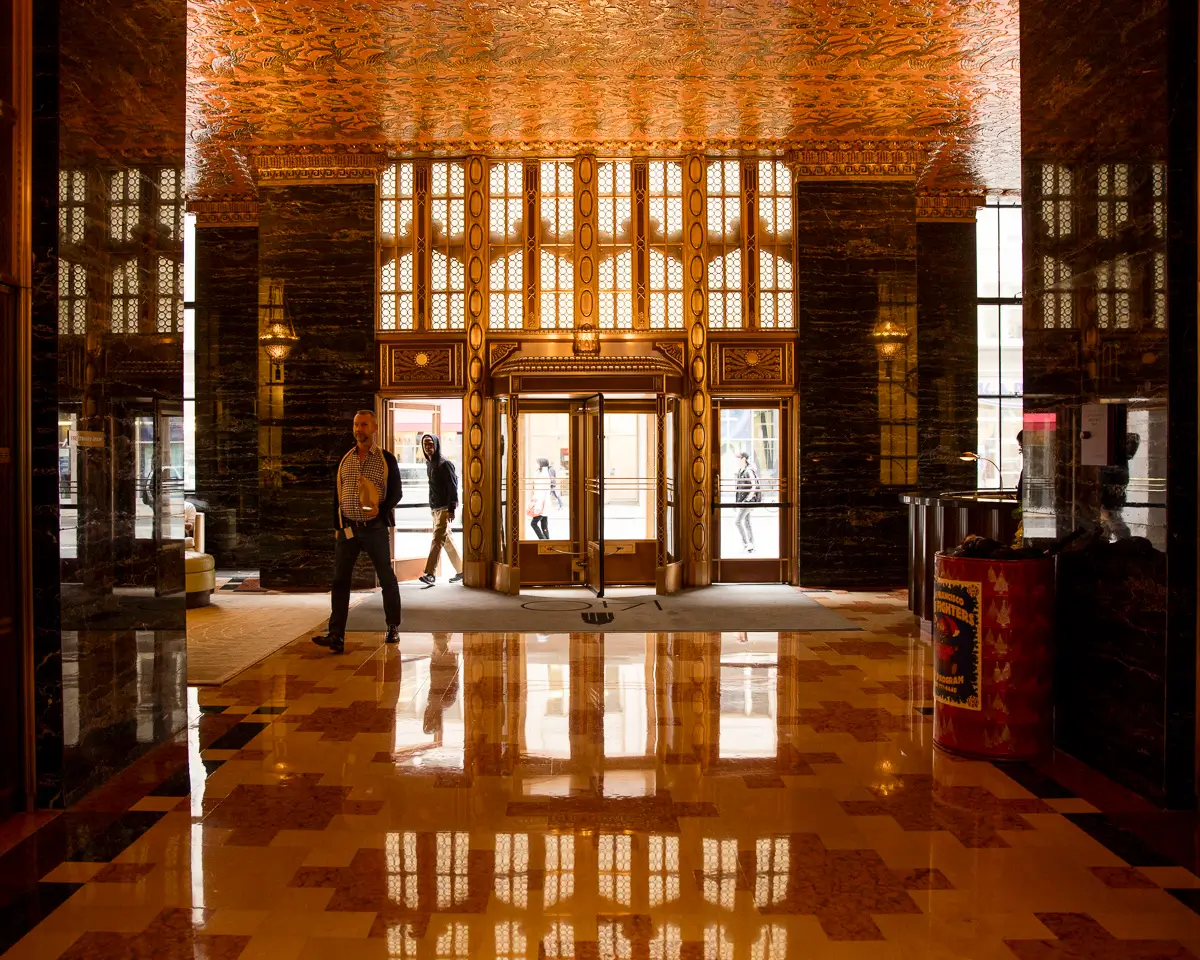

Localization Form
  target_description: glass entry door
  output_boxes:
[582,393,605,595]
[712,399,796,583]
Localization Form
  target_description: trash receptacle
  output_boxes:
[933,553,1054,760]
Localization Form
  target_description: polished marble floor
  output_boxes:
[3,591,1199,959]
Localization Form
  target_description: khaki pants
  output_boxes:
[425,508,462,576]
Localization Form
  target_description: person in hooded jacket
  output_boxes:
[419,433,463,586]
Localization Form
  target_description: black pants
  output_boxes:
[530,515,549,539]
[329,524,401,637]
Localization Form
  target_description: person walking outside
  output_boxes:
[734,450,761,553]
[313,410,403,655]
[419,433,463,585]
[528,459,550,539]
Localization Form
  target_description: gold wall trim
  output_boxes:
[709,340,796,391]
[188,197,260,227]
[377,341,465,391]
[785,141,925,180]
[460,156,491,581]
[252,148,388,185]
[916,190,987,221]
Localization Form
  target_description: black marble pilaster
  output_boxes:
[195,228,260,568]
[31,0,65,809]
[30,0,188,808]
[257,185,376,590]
[916,222,978,491]
[1022,0,1194,807]
[796,181,917,588]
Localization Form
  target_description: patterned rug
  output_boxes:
[187,592,367,685]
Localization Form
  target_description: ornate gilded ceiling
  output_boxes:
[187,0,1020,196]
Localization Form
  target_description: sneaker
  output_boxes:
[312,634,345,655]
[747,545,755,554]
[385,625,400,644]
[449,573,463,584]
[419,574,436,586]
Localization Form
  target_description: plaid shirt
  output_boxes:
[337,443,388,523]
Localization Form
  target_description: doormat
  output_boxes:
[343,583,860,634]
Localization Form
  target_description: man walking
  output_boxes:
[312,410,403,654]
[418,433,463,586]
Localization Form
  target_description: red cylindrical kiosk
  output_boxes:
[932,553,1054,760]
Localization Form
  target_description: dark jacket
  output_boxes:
[423,433,459,511]
[332,445,403,528]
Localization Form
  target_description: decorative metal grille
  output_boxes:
[489,161,525,330]
[539,160,574,329]
[757,160,794,329]
[597,160,634,329]
[380,162,416,330]
[648,161,685,330]
[706,160,743,328]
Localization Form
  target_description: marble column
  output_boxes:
[795,180,918,588]
[916,213,979,491]
[257,179,379,590]
[194,216,259,567]
[1020,0,1195,806]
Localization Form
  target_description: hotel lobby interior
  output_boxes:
[0,0,1198,956]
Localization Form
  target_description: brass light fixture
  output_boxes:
[258,279,298,380]
[959,451,1002,476]
[573,321,600,355]
[871,317,910,358]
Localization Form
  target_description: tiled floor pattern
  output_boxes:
[2,591,1199,958]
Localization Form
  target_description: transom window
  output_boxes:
[429,162,467,331]
[706,160,743,329]
[378,157,795,334]
[596,160,633,330]
[380,162,416,331]
[538,160,575,329]
[756,160,795,330]
[647,161,685,330]
[489,161,525,330]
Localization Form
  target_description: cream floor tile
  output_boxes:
[253,908,376,939]
[0,929,85,960]
[1142,866,1200,888]
[234,934,309,960]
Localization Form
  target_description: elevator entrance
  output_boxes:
[493,393,682,595]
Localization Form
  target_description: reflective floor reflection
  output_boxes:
[6,592,1200,959]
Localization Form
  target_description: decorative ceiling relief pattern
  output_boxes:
[187,0,1020,196]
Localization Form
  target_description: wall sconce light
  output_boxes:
[871,317,909,359]
[573,322,600,355]
[258,279,298,381]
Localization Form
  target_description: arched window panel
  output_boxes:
[597,161,633,329]
[489,250,524,331]
[708,250,742,330]
[380,162,416,331]
[540,250,573,329]
[648,161,685,330]
[430,162,466,330]
[59,170,86,245]
[381,253,415,331]
[58,261,87,335]
[111,257,139,334]
[598,250,633,329]
[648,250,684,330]
[158,168,183,244]
[156,256,183,333]
[489,161,526,329]
[539,161,574,328]
[430,251,465,331]
[758,252,793,330]
[707,160,743,328]
[109,169,140,243]
[757,160,794,329]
